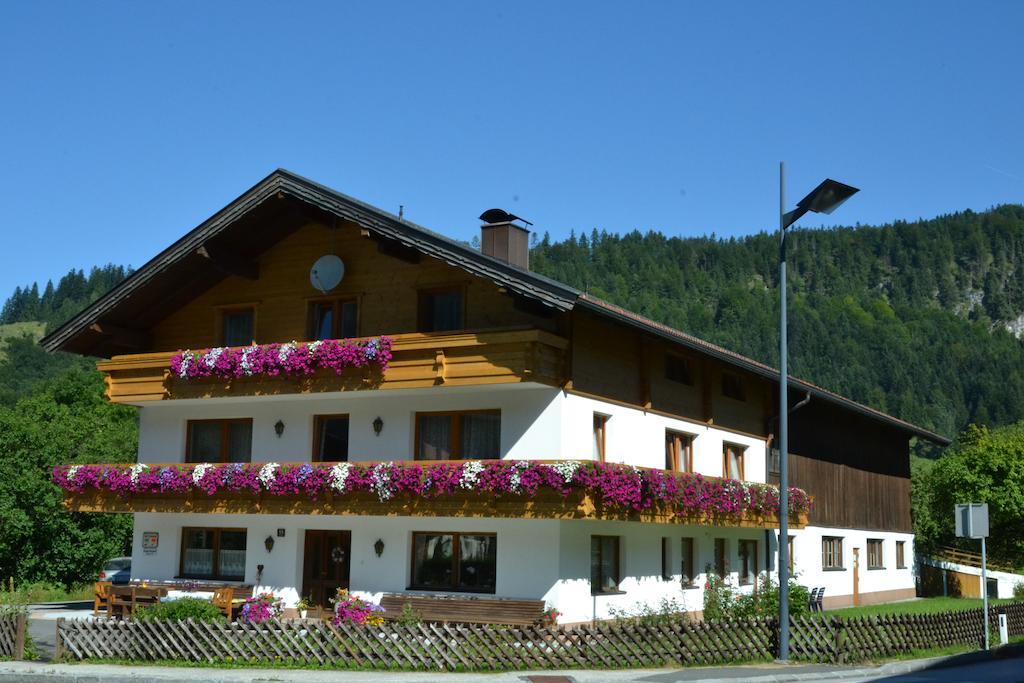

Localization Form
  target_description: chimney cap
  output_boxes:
[479,208,533,227]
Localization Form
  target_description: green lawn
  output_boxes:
[829,596,1014,619]
[0,582,93,605]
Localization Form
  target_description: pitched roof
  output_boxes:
[41,169,949,445]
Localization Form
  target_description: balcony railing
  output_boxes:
[53,459,810,528]
[97,327,568,403]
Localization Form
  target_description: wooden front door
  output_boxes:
[852,547,860,607]
[302,530,351,609]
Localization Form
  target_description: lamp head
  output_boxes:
[783,178,859,229]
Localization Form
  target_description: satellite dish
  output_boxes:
[310,255,345,293]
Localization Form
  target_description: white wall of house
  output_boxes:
[786,526,916,607]
[137,384,768,486]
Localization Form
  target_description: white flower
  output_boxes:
[370,463,394,501]
[259,462,280,489]
[192,463,213,484]
[278,342,297,363]
[177,351,195,378]
[203,347,225,368]
[240,344,259,375]
[508,460,529,494]
[459,461,484,490]
[308,340,322,357]
[67,465,81,481]
[329,463,351,493]
[129,463,148,485]
[552,461,579,484]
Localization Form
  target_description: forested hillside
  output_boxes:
[531,204,1024,439]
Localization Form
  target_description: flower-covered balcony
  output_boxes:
[96,328,568,404]
[53,460,811,528]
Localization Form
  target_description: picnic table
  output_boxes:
[102,581,254,619]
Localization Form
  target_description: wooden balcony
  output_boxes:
[57,460,808,529]
[97,328,568,404]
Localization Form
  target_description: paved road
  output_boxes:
[25,601,94,661]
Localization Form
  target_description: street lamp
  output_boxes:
[777,164,858,661]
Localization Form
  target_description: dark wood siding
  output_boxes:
[782,400,912,532]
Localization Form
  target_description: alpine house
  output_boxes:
[44,169,948,622]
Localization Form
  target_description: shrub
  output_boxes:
[1014,582,1024,600]
[395,602,421,626]
[703,571,811,622]
[608,597,689,625]
[135,597,225,623]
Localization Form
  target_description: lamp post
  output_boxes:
[777,164,858,661]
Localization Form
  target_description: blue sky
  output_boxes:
[1,1,1021,296]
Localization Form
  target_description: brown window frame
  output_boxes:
[787,535,795,574]
[408,531,497,594]
[714,538,727,579]
[591,535,621,595]
[218,306,256,347]
[867,538,884,570]
[185,418,253,463]
[414,410,501,460]
[665,354,695,385]
[665,431,694,472]
[593,414,608,463]
[896,541,906,569]
[312,414,350,462]
[822,536,844,570]
[681,536,696,588]
[738,539,758,586]
[178,527,247,581]
[417,285,466,333]
[721,371,746,401]
[307,297,360,341]
[723,442,746,480]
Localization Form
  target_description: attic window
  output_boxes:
[665,355,694,385]
[722,372,746,401]
[418,287,464,332]
[309,299,358,340]
[221,308,254,347]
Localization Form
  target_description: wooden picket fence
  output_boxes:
[54,602,1024,670]
[0,612,27,660]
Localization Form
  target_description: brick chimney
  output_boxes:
[479,208,531,270]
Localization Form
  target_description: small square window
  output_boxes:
[896,541,906,569]
[665,355,694,385]
[822,536,844,570]
[665,431,693,472]
[418,288,464,332]
[867,539,884,570]
[722,372,746,401]
[313,415,349,462]
[221,309,254,347]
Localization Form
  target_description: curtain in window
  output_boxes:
[223,311,253,347]
[739,540,756,584]
[458,535,496,591]
[188,423,222,462]
[417,415,451,460]
[339,301,358,338]
[312,303,333,341]
[183,530,215,577]
[412,533,453,588]
[460,414,500,459]
[219,531,247,579]
[725,445,744,479]
[227,421,252,463]
[430,291,462,331]
[590,536,618,592]
[681,537,694,585]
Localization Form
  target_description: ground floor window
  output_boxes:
[714,538,727,578]
[661,538,672,580]
[591,535,620,594]
[410,532,496,593]
[896,540,906,569]
[738,539,757,585]
[822,536,844,570]
[180,528,246,581]
[680,537,696,587]
[867,538,884,569]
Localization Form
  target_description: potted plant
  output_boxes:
[296,596,311,619]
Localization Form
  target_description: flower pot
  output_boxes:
[300,609,308,619]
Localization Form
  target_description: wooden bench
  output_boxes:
[380,594,545,626]
[93,581,112,617]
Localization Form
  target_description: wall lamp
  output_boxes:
[374,538,385,557]
[373,416,383,436]
[264,535,275,553]
[274,420,285,437]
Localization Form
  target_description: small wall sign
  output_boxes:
[142,532,159,554]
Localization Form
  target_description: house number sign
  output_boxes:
[142,532,159,555]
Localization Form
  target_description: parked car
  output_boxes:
[98,557,131,584]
